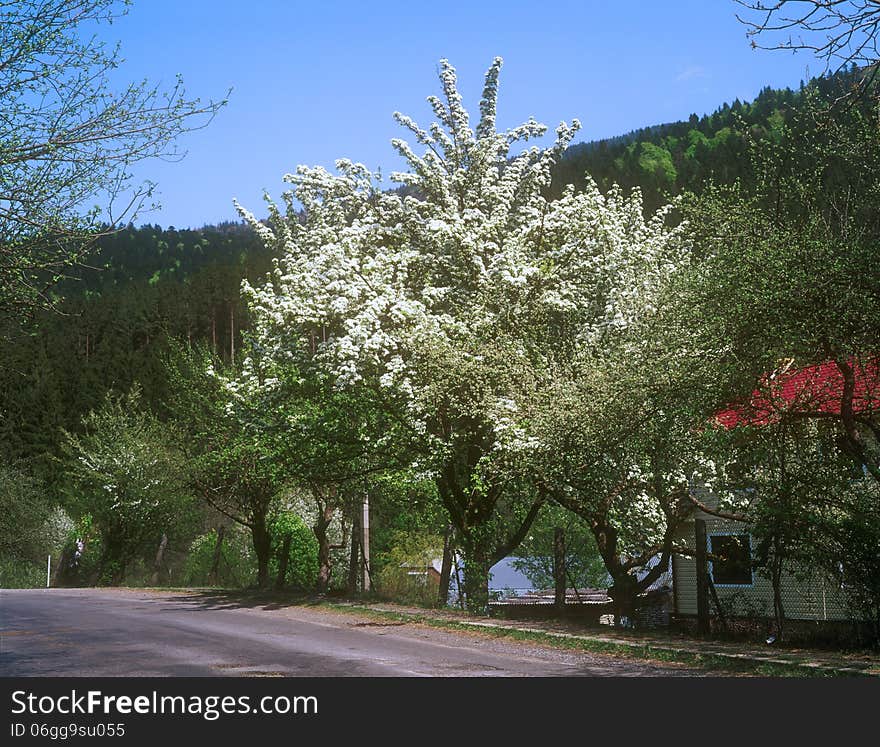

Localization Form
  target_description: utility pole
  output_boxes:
[362,494,371,592]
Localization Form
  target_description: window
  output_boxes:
[709,533,753,586]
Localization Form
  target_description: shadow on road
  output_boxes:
[156,588,341,613]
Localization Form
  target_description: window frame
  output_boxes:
[708,530,754,587]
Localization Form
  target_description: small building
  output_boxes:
[400,558,443,585]
[669,356,877,642]
[671,495,852,629]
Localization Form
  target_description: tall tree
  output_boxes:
[662,81,880,635]
[60,386,192,584]
[528,343,710,621]
[0,0,226,318]
[675,87,880,484]
[236,57,684,611]
[167,347,288,588]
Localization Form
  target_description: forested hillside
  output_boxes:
[1,222,271,463]
[551,65,865,209]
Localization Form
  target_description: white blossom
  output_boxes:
[235,57,687,483]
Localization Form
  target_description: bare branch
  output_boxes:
[736,1,880,75]
[0,0,227,317]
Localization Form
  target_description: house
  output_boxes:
[714,356,879,428]
[400,557,443,585]
[671,356,878,638]
[671,494,852,628]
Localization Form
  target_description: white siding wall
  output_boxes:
[673,496,852,621]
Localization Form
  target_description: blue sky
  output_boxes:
[105,0,820,228]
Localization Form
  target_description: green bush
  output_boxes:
[61,387,193,584]
[0,463,53,563]
[0,557,46,588]
[43,507,75,559]
[0,499,75,588]
[269,512,319,590]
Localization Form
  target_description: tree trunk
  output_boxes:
[316,537,332,593]
[229,303,235,361]
[437,524,454,607]
[208,525,225,585]
[252,518,271,589]
[770,538,786,641]
[347,509,361,594]
[52,546,71,587]
[461,546,491,614]
[608,572,639,626]
[97,534,127,586]
[834,356,880,484]
[111,559,126,586]
[275,533,292,590]
[313,504,335,594]
[588,512,641,627]
[150,532,168,586]
[554,527,566,613]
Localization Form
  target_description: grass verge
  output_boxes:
[317,601,866,677]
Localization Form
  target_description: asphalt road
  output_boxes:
[1,589,707,677]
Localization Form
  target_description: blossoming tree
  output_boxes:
[236,58,688,610]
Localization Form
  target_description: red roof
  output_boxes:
[716,357,880,428]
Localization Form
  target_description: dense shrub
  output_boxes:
[0,558,46,588]
[183,526,255,587]
[269,512,319,590]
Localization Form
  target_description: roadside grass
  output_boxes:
[311,601,859,677]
